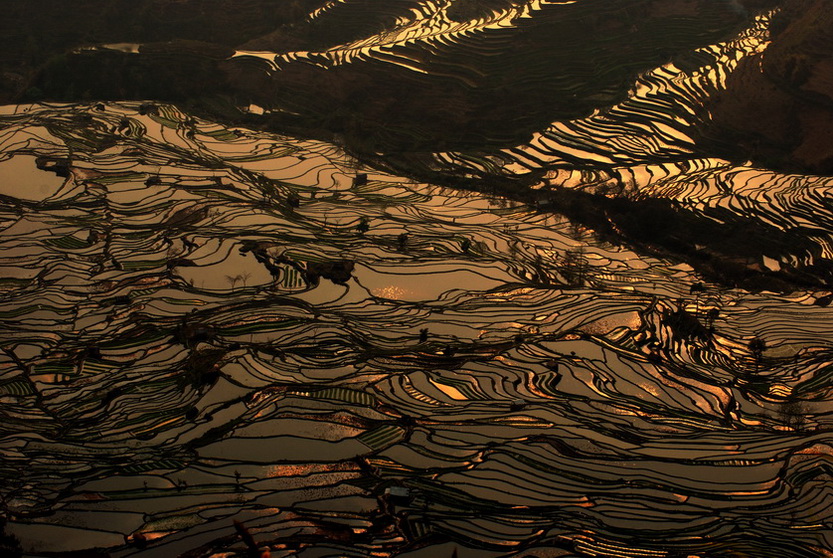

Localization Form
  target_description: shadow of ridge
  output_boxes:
[545,188,833,292]
[366,161,832,293]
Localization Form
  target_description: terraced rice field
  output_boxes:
[1,98,832,557]
[2,1,833,557]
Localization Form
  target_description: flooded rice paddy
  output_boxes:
[0,98,832,558]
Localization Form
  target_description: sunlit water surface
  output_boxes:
[0,100,832,558]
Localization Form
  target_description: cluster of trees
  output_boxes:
[743,336,815,431]
[779,399,808,431]
[0,517,21,558]
[557,248,589,287]
[225,272,252,291]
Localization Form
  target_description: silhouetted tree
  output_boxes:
[397,232,409,251]
[689,282,705,294]
[0,517,22,558]
[748,337,767,371]
[706,307,720,330]
[690,282,705,316]
[779,399,808,431]
[560,249,588,286]
[225,274,240,291]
